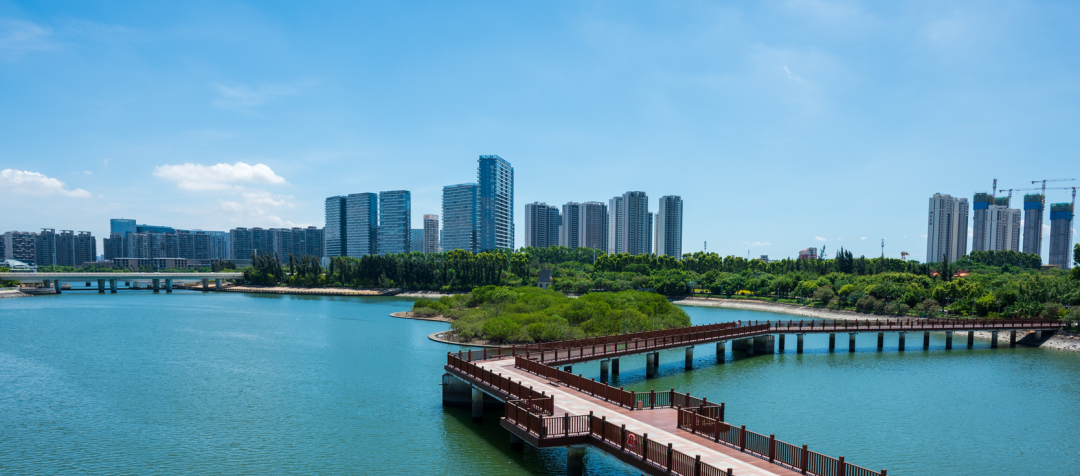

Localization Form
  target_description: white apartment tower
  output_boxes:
[926,193,969,263]
[423,215,439,253]
[655,195,683,258]
[607,196,623,254]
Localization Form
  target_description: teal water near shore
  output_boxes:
[2,292,1078,475]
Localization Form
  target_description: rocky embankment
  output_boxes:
[0,288,30,299]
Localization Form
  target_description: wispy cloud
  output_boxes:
[815,236,827,241]
[219,190,303,227]
[0,169,91,197]
[860,237,867,240]
[0,18,54,59]
[154,162,287,191]
[743,241,772,247]
[213,81,315,112]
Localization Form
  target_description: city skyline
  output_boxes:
[2,2,1079,262]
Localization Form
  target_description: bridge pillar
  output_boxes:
[97,279,105,293]
[1010,330,1017,347]
[848,333,857,353]
[600,359,610,383]
[1035,330,1043,340]
[611,358,619,377]
[510,433,524,450]
[991,331,999,348]
[753,335,774,354]
[85,281,90,287]
[54,280,61,294]
[778,334,786,352]
[745,339,754,356]
[165,279,173,293]
[716,341,726,363]
[923,331,930,350]
[877,332,884,350]
[471,386,484,422]
[215,279,222,290]
[152,279,160,293]
[43,279,50,289]
[202,279,209,291]
[828,333,836,352]
[968,331,974,348]
[567,445,586,476]
[945,331,953,350]
[796,334,804,354]
[898,332,906,351]
[685,347,694,370]
[110,279,117,294]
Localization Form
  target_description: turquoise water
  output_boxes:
[1,293,1078,475]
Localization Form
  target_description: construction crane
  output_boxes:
[901,251,910,261]
[1031,178,1076,211]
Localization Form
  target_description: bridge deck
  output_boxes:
[477,357,802,476]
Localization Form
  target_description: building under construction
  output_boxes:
[1023,194,1044,255]
[1049,202,1074,270]
[971,193,1020,252]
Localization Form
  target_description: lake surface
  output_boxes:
[2,292,1078,475]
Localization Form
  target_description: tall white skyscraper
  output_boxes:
[423,215,440,254]
[478,155,514,252]
[620,191,649,255]
[655,195,683,258]
[607,196,623,254]
[926,193,969,263]
[988,206,1022,252]
[559,202,582,248]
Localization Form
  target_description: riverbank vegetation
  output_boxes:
[241,244,1080,321]
[412,286,690,343]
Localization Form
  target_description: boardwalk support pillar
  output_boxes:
[1010,330,1017,348]
[898,332,906,351]
[848,332,857,353]
[109,278,117,294]
[165,279,173,293]
[968,331,974,348]
[877,332,884,350]
[510,433,523,450]
[1035,330,1043,340]
[778,334,786,352]
[600,360,610,383]
[946,331,953,350]
[829,333,836,352]
[991,331,999,348]
[923,331,930,350]
[796,334,804,354]
[563,365,572,373]
[716,341,726,363]
[685,347,694,370]
[471,386,484,422]
[152,279,160,293]
[753,335,775,354]
[97,279,105,293]
[611,358,619,377]
[745,339,754,357]
[567,445,585,476]
[646,353,657,378]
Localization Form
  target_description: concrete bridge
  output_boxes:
[444,318,1065,476]
[0,272,244,294]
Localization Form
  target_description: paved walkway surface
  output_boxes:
[478,357,802,476]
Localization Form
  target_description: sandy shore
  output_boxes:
[396,291,457,298]
[212,285,397,296]
[389,311,451,323]
[427,331,501,348]
[0,289,30,299]
[672,297,896,321]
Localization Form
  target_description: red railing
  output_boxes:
[447,353,553,412]
[677,407,886,476]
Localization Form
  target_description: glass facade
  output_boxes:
[378,190,411,255]
[346,193,378,257]
[110,219,136,236]
[441,183,479,253]
[478,155,514,251]
[324,196,347,257]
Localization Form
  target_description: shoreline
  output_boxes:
[0,289,31,299]
[389,311,451,323]
[672,296,897,321]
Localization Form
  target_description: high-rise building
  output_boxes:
[423,215,440,254]
[988,205,1022,252]
[410,229,424,253]
[478,155,514,251]
[647,213,654,255]
[110,219,136,236]
[3,231,37,265]
[379,190,411,255]
[522,202,558,248]
[324,196,347,258]
[620,191,649,255]
[35,229,57,266]
[442,183,479,253]
[346,192,379,257]
[57,230,76,266]
[1023,194,1044,256]
[607,196,623,253]
[1049,202,1074,270]
[557,202,579,248]
[74,231,96,266]
[926,193,969,263]
[655,195,683,258]
[971,193,993,252]
[580,201,608,252]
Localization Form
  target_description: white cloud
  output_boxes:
[921,234,928,238]
[212,81,314,112]
[0,169,91,197]
[83,170,93,175]
[0,18,54,59]
[815,236,827,241]
[153,162,287,191]
[743,241,772,247]
[102,158,109,165]
[860,237,866,240]
[218,190,303,227]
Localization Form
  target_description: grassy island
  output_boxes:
[412,286,690,343]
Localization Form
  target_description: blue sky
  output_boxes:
[1,0,1077,262]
